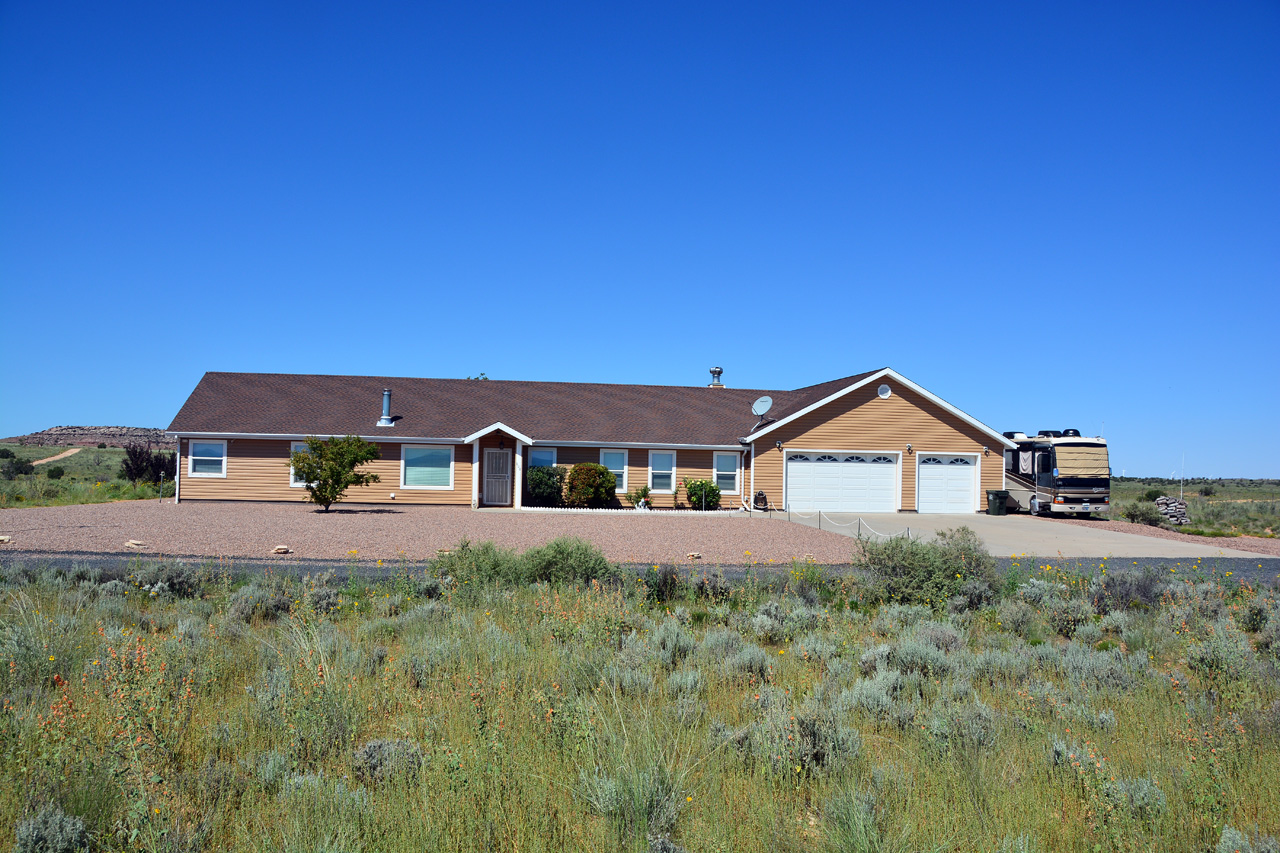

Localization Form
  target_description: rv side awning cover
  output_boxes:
[1055,445,1109,477]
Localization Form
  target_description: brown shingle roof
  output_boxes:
[167,370,882,446]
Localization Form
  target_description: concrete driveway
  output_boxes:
[765,511,1264,559]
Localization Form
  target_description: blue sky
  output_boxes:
[2,2,1277,477]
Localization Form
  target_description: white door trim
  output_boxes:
[471,442,480,507]
[514,441,524,509]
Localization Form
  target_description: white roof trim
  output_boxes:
[167,429,742,451]
[168,431,465,444]
[462,422,535,445]
[748,368,1016,449]
[536,440,744,450]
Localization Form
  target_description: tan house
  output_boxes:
[166,368,1014,513]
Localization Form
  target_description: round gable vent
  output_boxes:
[877,384,891,399]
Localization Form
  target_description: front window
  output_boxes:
[189,440,226,477]
[649,451,676,493]
[290,441,312,487]
[713,452,739,493]
[528,447,556,468]
[600,450,627,492]
[402,445,453,489]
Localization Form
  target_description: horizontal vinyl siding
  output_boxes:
[522,447,746,508]
[751,384,998,511]
[177,438,472,505]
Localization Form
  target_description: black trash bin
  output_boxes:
[986,490,1009,516]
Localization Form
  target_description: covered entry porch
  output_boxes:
[465,423,533,509]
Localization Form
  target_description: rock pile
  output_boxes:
[2,426,168,448]
[1155,496,1191,525]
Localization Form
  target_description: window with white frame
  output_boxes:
[402,445,454,489]
[188,440,227,478]
[528,447,557,468]
[713,452,739,493]
[649,451,676,493]
[289,441,313,487]
[600,449,627,492]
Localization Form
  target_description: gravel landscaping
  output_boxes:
[0,501,859,565]
[1047,515,1280,558]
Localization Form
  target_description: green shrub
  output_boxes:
[1188,623,1256,685]
[564,462,616,508]
[2,457,35,479]
[653,617,696,668]
[527,465,566,507]
[14,804,90,853]
[45,465,65,480]
[518,536,613,584]
[227,585,292,622]
[0,448,13,458]
[1199,485,1216,497]
[1142,488,1163,502]
[682,478,721,511]
[1121,502,1164,526]
[854,526,997,606]
[625,484,652,508]
[1089,568,1165,612]
[996,598,1038,637]
[432,539,521,586]
[351,739,424,784]
[96,442,107,449]
[1043,597,1094,638]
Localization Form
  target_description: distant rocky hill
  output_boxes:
[1,426,169,448]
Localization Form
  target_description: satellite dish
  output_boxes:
[751,396,774,417]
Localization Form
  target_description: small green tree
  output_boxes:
[290,435,381,511]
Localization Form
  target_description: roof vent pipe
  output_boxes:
[376,388,394,427]
[708,366,724,388]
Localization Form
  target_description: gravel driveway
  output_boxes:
[0,501,859,566]
[1046,515,1280,558]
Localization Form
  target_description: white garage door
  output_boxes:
[785,453,897,512]
[917,455,977,513]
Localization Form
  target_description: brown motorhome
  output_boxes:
[1002,430,1110,516]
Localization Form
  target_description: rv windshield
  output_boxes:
[1054,444,1109,478]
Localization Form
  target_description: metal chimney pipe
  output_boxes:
[377,388,393,427]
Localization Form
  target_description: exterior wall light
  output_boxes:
[905,443,912,454]
[775,441,783,451]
